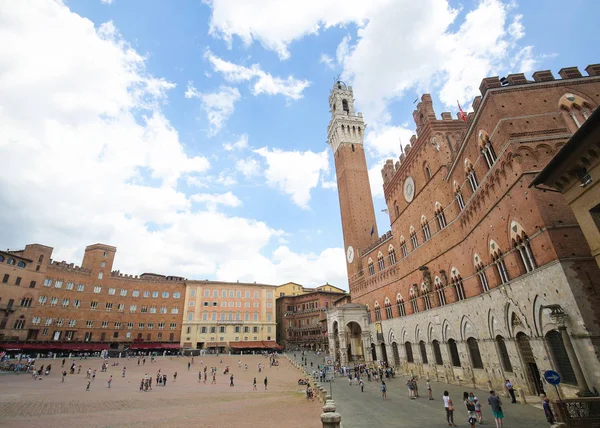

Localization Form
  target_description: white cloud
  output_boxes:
[205,50,310,100]
[0,0,345,289]
[364,124,414,159]
[100,0,113,4]
[321,179,337,190]
[223,134,249,151]
[185,82,241,135]
[319,54,335,70]
[255,147,329,209]
[190,191,242,210]
[236,157,260,177]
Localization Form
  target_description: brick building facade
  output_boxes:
[276,289,347,351]
[326,65,600,399]
[0,243,185,353]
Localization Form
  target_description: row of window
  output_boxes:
[25,329,175,342]
[2,274,35,288]
[187,311,266,322]
[30,317,177,330]
[190,289,271,299]
[36,295,181,314]
[42,279,181,298]
[0,255,27,268]
[369,238,536,322]
[190,300,265,308]
[188,325,263,334]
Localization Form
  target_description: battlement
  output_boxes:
[48,260,92,275]
[361,230,393,257]
[110,270,187,282]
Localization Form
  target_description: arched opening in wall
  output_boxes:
[405,341,414,363]
[38,255,44,263]
[496,335,513,373]
[467,337,483,369]
[545,330,577,386]
[394,201,400,218]
[419,340,428,364]
[392,342,400,366]
[448,338,461,367]
[380,342,389,364]
[342,99,349,113]
[332,321,340,363]
[516,332,545,395]
[371,343,377,362]
[432,340,443,365]
[351,144,355,152]
[424,164,432,181]
[346,321,364,362]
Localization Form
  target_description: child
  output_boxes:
[474,398,483,424]
[427,379,433,400]
[381,381,387,400]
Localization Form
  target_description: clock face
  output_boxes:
[403,176,415,203]
[346,246,355,264]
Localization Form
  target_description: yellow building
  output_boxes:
[181,281,278,353]
[276,282,346,297]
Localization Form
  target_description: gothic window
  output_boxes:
[368,258,375,276]
[342,99,349,113]
[432,340,444,365]
[478,130,497,169]
[396,294,406,317]
[421,216,431,241]
[400,236,408,257]
[448,338,461,367]
[374,301,382,321]
[490,240,510,284]
[394,201,400,218]
[377,252,385,271]
[435,202,446,230]
[511,221,536,274]
[467,337,484,369]
[545,330,577,385]
[454,181,466,211]
[388,245,397,265]
[405,342,414,363]
[435,276,446,306]
[366,304,372,324]
[451,268,466,301]
[425,164,432,181]
[468,170,478,192]
[421,283,431,310]
[474,254,490,292]
[419,340,429,364]
[410,227,418,250]
[409,287,419,313]
[496,335,513,373]
[558,93,593,130]
[384,298,393,319]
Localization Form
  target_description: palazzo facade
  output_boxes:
[327,64,600,399]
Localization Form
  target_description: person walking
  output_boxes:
[253,377,257,391]
[542,396,555,425]
[505,379,517,403]
[488,390,504,428]
[381,380,387,400]
[264,376,268,390]
[359,378,364,393]
[230,374,234,387]
[464,391,477,428]
[443,390,457,427]
[86,380,91,391]
[62,370,67,383]
[474,397,483,424]
[108,375,112,388]
[173,371,177,382]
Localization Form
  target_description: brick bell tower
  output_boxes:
[327,81,378,280]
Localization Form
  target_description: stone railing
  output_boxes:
[552,397,600,427]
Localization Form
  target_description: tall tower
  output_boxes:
[327,81,378,279]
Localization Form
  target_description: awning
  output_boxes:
[129,342,181,350]
[229,341,282,350]
[205,342,227,348]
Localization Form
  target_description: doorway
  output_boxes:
[516,332,545,395]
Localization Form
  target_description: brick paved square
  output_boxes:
[0,354,322,428]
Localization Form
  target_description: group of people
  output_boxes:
[443,389,506,428]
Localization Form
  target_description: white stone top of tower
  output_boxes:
[327,81,365,153]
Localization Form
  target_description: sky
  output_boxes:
[0,0,598,290]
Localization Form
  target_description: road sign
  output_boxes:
[544,370,561,385]
[325,356,333,366]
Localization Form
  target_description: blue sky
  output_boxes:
[0,0,598,289]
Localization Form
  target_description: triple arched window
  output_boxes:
[421,216,431,242]
[396,294,406,317]
[451,268,466,301]
[465,159,479,192]
[388,245,397,265]
[490,240,510,284]
[435,202,447,230]
[478,130,497,169]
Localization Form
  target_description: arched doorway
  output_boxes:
[346,321,364,362]
[332,321,340,363]
[380,342,389,365]
[392,342,400,366]
[516,332,544,395]
[371,343,377,362]
[545,330,577,385]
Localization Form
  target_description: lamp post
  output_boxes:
[542,304,593,396]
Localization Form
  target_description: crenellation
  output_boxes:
[472,95,482,113]
[558,66,583,79]
[479,76,501,96]
[586,64,600,76]
[506,73,528,85]
[441,112,452,120]
[532,69,555,82]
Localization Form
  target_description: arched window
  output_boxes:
[425,164,432,181]
[98,272,103,280]
[400,236,408,257]
[454,181,465,211]
[478,130,497,169]
[405,342,414,363]
[396,294,406,317]
[467,337,484,369]
[7,258,15,265]
[510,221,536,274]
[38,255,44,263]
[394,201,400,218]
[432,340,444,365]
[465,159,478,192]
[368,258,375,276]
[342,99,349,113]
[419,340,429,364]
[490,240,510,284]
[384,297,393,319]
[388,245,397,265]
[496,335,513,373]
[421,216,431,241]
[410,226,418,249]
[0,255,4,263]
[435,276,446,306]
[374,301,382,321]
[366,304,372,324]
[545,330,577,385]
[421,283,431,310]
[448,338,461,367]
[474,254,490,292]
[392,342,401,365]
[377,252,385,271]
[558,93,593,130]
[409,287,419,314]
[435,202,446,230]
[451,267,466,301]
[17,261,26,268]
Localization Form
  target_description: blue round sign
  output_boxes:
[544,370,561,385]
